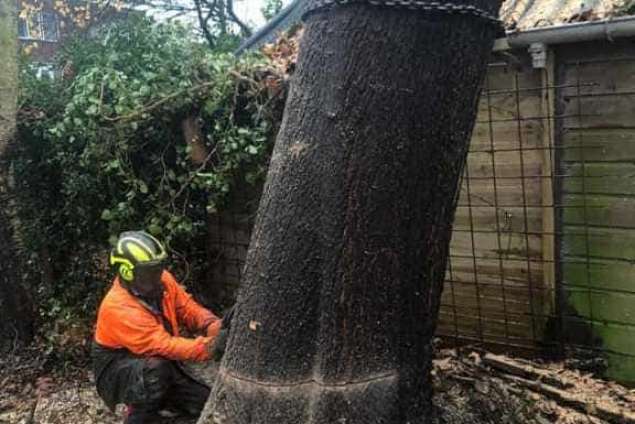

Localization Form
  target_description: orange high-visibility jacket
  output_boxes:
[94,270,219,362]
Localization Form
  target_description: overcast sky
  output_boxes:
[234,0,291,31]
[150,0,291,35]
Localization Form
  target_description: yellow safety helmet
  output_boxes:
[110,231,168,282]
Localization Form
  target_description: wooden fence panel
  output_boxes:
[440,53,553,350]
[556,40,635,384]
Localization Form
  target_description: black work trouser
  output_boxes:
[96,353,210,424]
[127,357,209,423]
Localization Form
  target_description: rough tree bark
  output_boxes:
[0,0,34,349]
[199,2,500,423]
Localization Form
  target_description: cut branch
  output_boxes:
[482,353,574,390]
[103,81,215,122]
[500,373,635,424]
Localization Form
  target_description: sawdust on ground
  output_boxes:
[1,348,633,424]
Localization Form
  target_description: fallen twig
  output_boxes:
[482,353,574,390]
[499,373,635,424]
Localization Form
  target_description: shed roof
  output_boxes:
[235,0,304,54]
[502,0,630,31]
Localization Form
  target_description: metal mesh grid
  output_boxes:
[438,42,635,381]
[207,41,635,380]
[439,56,560,351]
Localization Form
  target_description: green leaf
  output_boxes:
[101,209,113,221]
[86,105,99,116]
[148,223,162,235]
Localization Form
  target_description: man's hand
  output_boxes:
[206,319,222,338]
[207,328,228,362]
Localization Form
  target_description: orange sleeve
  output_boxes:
[164,272,220,333]
[100,301,212,362]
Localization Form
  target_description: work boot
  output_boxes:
[123,405,133,423]
[124,405,162,424]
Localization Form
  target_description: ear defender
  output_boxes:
[119,262,134,282]
[110,250,135,282]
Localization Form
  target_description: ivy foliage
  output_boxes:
[261,0,284,20]
[13,16,282,327]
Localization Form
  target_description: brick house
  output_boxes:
[17,0,128,72]
[17,0,63,67]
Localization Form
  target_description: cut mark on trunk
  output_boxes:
[218,368,398,391]
[289,142,310,159]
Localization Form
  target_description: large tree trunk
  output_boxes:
[0,0,34,349]
[199,2,500,423]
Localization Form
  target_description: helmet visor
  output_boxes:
[133,260,166,298]
[136,259,166,277]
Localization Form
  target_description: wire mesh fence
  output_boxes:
[439,41,635,383]
[439,56,559,352]
[207,40,635,383]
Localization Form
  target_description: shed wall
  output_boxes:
[556,40,635,384]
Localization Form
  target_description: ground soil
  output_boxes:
[1,345,632,424]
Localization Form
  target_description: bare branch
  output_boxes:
[194,0,216,49]
[226,0,252,37]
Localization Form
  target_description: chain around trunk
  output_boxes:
[303,0,501,25]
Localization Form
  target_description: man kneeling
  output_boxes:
[93,231,228,423]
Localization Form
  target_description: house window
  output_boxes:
[18,11,59,42]
[41,12,59,42]
[18,16,29,38]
